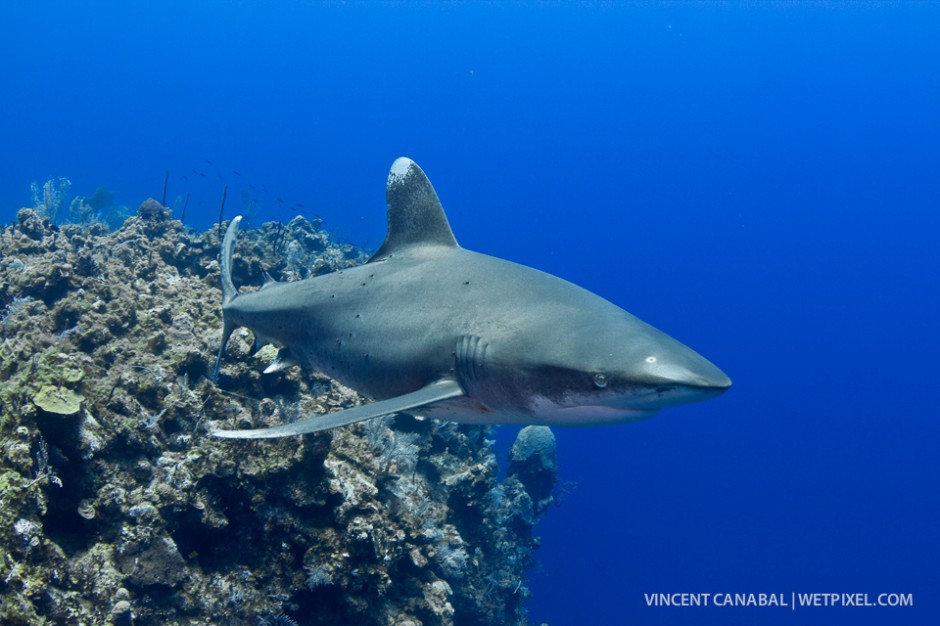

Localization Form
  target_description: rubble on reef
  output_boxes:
[0,202,557,626]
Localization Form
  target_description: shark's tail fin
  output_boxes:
[213,216,243,383]
[220,216,242,305]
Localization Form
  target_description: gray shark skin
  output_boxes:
[212,158,731,438]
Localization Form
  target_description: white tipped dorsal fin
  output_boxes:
[369,158,458,261]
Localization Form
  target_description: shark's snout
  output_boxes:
[640,330,731,389]
[665,362,732,392]
[625,341,732,409]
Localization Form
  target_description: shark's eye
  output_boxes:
[593,373,608,388]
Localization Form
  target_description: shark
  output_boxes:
[212,158,731,439]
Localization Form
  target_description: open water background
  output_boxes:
[2,2,938,624]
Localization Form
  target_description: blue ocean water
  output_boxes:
[2,2,938,625]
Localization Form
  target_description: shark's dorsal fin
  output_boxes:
[369,158,458,262]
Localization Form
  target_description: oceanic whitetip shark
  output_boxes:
[212,158,730,438]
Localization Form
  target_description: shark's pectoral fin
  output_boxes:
[212,378,465,439]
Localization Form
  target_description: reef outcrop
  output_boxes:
[0,205,556,625]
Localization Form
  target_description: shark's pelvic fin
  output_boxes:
[263,347,299,374]
[212,378,466,439]
[369,157,458,262]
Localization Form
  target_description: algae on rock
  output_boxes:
[32,385,84,415]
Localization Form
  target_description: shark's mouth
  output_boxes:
[525,394,660,426]
[546,405,659,427]
[419,398,659,428]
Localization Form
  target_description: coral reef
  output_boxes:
[29,177,71,224]
[508,426,557,518]
[0,201,557,625]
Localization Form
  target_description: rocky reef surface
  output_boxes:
[0,204,557,625]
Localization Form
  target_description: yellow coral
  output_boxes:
[32,385,84,415]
